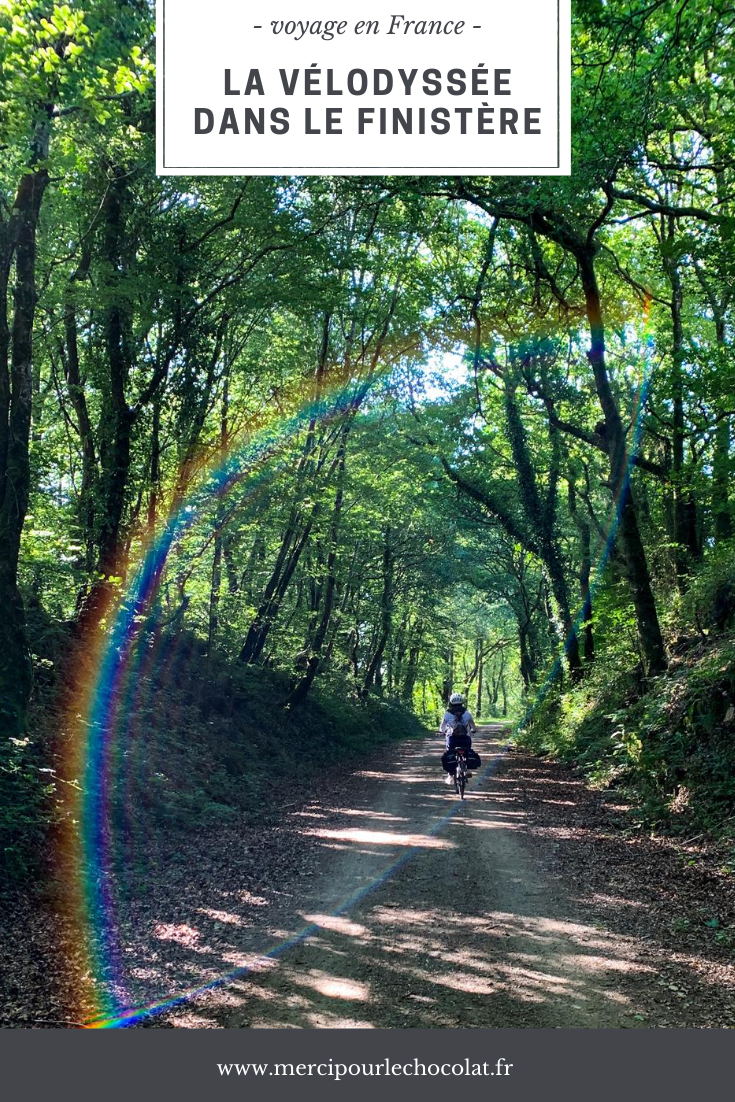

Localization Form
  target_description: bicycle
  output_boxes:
[454,747,469,799]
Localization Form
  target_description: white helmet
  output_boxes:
[449,692,464,705]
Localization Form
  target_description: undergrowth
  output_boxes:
[99,635,428,835]
[517,633,735,835]
[1,625,428,889]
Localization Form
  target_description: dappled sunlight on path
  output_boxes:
[106,727,693,1028]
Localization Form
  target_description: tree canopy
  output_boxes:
[2,0,735,875]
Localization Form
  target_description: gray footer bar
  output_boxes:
[1,1028,730,1101]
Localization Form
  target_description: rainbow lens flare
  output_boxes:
[65,300,654,1027]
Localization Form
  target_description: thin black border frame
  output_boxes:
[160,0,563,173]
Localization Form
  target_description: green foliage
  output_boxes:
[682,541,735,633]
[0,0,153,164]
[2,0,735,883]
[95,632,429,833]
[0,739,53,885]
[519,635,735,834]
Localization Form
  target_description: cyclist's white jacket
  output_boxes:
[440,710,476,748]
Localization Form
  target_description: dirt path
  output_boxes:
[142,726,684,1029]
[8,725,735,1027]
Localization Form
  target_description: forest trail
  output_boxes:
[8,725,735,1028]
[204,726,642,1028]
[136,726,710,1030]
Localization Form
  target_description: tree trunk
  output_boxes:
[76,166,134,631]
[0,165,49,738]
[363,526,394,695]
[402,625,423,707]
[239,500,317,664]
[579,520,595,664]
[665,248,700,587]
[712,316,732,542]
[62,249,97,571]
[488,662,498,712]
[578,247,667,674]
[504,380,583,678]
[147,390,161,536]
[519,625,536,690]
[288,425,349,706]
[713,415,732,542]
[568,476,595,665]
[208,369,230,657]
[240,316,333,665]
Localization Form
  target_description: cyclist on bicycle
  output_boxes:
[440,692,477,745]
[440,692,477,785]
